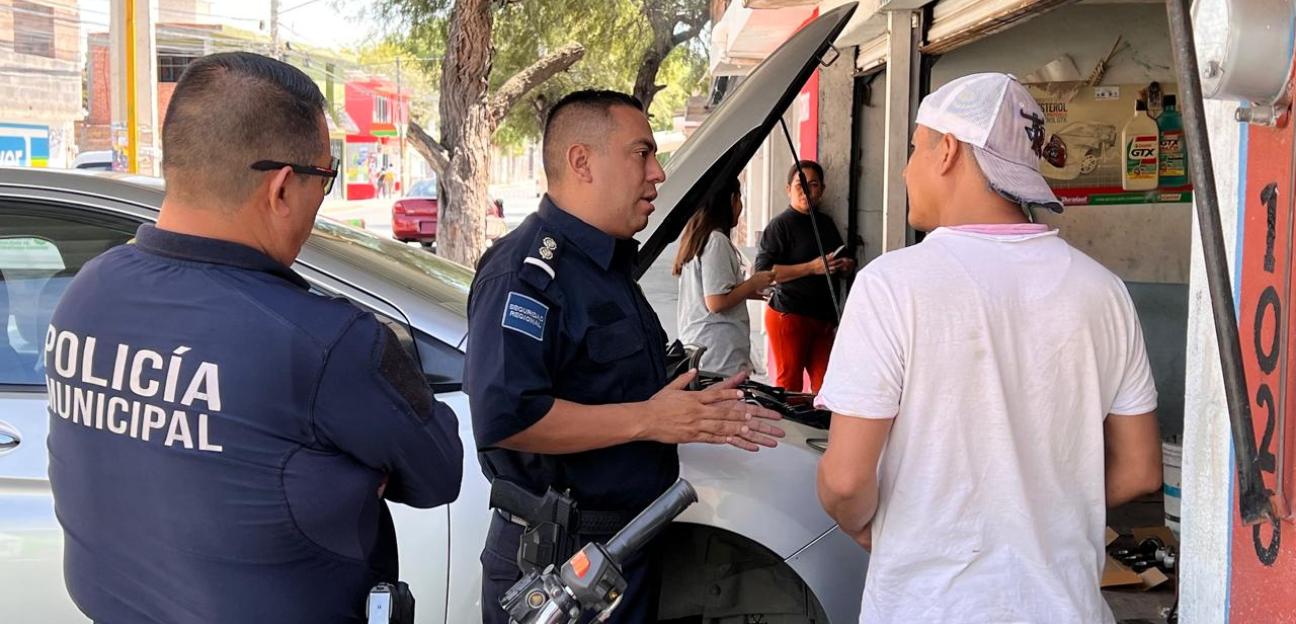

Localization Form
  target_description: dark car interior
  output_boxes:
[0,204,137,386]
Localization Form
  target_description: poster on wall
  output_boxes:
[347,143,379,186]
[1027,82,1192,206]
[0,123,50,168]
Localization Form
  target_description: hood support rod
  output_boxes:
[1167,0,1273,524]
[778,117,844,324]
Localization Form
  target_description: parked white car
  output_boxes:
[69,151,113,172]
[0,5,867,622]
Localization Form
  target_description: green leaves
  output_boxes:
[373,0,709,148]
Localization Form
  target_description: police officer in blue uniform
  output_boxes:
[465,90,785,624]
[45,52,463,624]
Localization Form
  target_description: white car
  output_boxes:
[0,5,867,622]
[69,151,113,172]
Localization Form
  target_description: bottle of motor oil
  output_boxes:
[1158,95,1188,187]
[1123,99,1160,191]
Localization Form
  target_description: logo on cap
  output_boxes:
[1021,110,1046,158]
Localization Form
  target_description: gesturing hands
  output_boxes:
[645,370,786,452]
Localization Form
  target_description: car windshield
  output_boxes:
[408,179,438,198]
[305,218,471,316]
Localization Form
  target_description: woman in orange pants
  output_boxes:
[754,160,854,392]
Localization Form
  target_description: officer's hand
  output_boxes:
[647,370,785,452]
[703,371,786,451]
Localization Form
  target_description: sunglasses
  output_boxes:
[250,156,340,195]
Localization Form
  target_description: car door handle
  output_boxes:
[0,420,20,455]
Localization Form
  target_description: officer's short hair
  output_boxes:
[162,52,328,206]
[542,90,644,182]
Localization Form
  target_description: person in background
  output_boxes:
[754,160,855,392]
[674,178,776,376]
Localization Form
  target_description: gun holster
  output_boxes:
[489,479,580,575]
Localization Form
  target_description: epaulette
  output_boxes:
[519,228,562,291]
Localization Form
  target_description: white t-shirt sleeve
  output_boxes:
[700,232,741,297]
[1109,288,1159,416]
[815,269,904,419]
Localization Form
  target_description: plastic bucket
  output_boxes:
[1163,441,1183,534]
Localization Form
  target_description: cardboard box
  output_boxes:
[1102,526,1178,591]
[1102,555,1144,588]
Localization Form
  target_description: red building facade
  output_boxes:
[343,78,410,200]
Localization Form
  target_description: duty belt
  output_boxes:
[495,507,638,535]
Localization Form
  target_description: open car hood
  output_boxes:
[635,2,858,278]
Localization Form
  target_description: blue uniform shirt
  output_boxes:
[464,196,676,513]
[45,225,463,624]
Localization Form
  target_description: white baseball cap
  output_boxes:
[915,72,1063,213]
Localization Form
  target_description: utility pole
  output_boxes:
[123,0,138,174]
[396,57,408,194]
[270,0,282,59]
[109,0,158,175]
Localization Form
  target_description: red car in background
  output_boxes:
[393,177,507,249]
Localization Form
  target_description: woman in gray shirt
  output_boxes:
[673,179,775,375]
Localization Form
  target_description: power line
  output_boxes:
[281,0,328,15]
[75,0,266,26]
[0,4,436,107]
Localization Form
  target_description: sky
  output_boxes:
[79,0,380,51]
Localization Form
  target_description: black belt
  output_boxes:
[496,507,637,536]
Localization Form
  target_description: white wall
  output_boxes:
[930,3,1178,87]
[1178,97,1241,624]
[853,68,890,266]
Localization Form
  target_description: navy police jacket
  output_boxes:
[464,196,676,517]
[44,224,463,624]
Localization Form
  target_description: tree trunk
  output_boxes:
[437,0,495,267]
[632,0,708,113]
[632,46,669,112]
[404,1,585,267]
[531,95,551,137]
[632,1,673,112]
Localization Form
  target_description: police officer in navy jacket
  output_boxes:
[44,52,463,624]
[464,90,785,624]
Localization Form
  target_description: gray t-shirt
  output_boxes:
[676,231,752,376]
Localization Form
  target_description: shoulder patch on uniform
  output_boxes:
[377,324,435,421]
[501,291,548,341]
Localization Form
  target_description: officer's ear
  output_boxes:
[566,144,594,184]
[265,166,294,217]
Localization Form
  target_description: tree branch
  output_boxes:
[406,120,451,175]
[488,42,586,127]
[671,24,703,47]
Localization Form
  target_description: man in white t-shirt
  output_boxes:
[815,73,1164,623]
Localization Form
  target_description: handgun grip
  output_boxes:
[489,479,543,521]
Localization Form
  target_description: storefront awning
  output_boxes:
[370,123,400,138]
